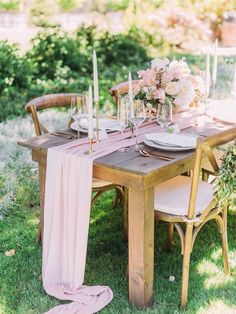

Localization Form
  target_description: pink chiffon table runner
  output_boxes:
[43,112,199,313]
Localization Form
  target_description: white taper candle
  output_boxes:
[205,52,210,96]
[88,85,93,139]
[128,71,134,119]
[93,50,99,102]
[212,39,218,85]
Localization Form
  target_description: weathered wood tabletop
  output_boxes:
[17,116,234,308]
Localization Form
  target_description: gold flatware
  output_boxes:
[141,149,175,159]
[139,149,174,161]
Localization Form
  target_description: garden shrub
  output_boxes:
[214,142,236,211]
[0,41,34,120]
[0,25,206,122]
[0,26,152,121]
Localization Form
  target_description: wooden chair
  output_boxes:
[25,93,126,243]
[154,127,236,308]
[109,80,139,105]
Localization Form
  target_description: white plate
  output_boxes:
[71,120,121,133]
[145,133,197,148]
[79,118,121,131]
[144,139,195,152]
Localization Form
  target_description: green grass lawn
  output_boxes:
[0,115,236,314]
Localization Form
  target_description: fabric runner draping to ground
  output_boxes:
[42,112,198,313]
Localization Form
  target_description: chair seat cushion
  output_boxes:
[154,176,214,216]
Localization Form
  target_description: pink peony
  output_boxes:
[161,71,174,84]
[153,89,165,103]
[138,68,157,86]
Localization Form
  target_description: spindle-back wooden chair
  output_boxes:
[154,127,236,308]
[25,93,126,243]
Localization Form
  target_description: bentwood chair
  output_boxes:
[25,93,126,243]
[154,127,236,308]
[109,80,139,105]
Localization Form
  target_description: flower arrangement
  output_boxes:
[133,57,203,110]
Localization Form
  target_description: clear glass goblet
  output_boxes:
[156,100,172,132]
[130,100,146,151]
[117,96,129,152]
[70,95,87,139]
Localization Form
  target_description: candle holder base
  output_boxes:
[84,139,94,155]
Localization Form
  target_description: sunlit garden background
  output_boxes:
[0,1,236,313]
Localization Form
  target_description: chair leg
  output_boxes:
[202,170,210,182]
[122,187,128,241]
[166,223,174,252]
[221,207,230,275]
[181,223,193,309]
[113,189,120,208]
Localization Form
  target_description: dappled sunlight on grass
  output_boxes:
[27,217,39,226]
[204,272,233,289]
[197,252,235,289]
[197,300,236,314]
[0,302,9,314]
[197,260,219,276]
[211,248,223,261]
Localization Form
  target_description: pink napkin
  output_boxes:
[42,113,198,313]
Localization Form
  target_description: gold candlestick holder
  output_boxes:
[84,138,93,155]
[95,101,99,142]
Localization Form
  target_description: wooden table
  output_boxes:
[17,119,232,308]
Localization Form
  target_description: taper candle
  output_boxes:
[88,85,93,140]
[128,71,134,119]
[93,50,99,102]
[212,39,218,85]
[205,52,210,96]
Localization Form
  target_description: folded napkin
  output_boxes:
[145,133,197,148]
[79,118,121,131]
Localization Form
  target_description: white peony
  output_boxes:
[174,79,195,107]
[169,59,190,76]
[151,57,169,71]
[165,81,180,96]
[143,87,149,94]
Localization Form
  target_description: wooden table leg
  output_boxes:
[128,187,154,308]
[36,162,46,244]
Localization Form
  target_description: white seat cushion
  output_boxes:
[154,176,214,216]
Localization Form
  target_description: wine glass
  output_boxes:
[70,95,87,139]
[117,96,129,152]
[130,99,146,151]
[156,99,172,132]
[199,70,211,115]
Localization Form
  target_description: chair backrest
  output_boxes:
[109,80,139,105]
[25,93,84,136]
[188,127,236,219]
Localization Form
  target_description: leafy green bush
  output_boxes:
[0,26,151,121]
[0,25,207,121]
[214,142,236,211]
[0,0,21,11]
[92,0,129,13]
[0,41,34,120]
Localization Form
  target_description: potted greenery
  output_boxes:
[214,141,236,211]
